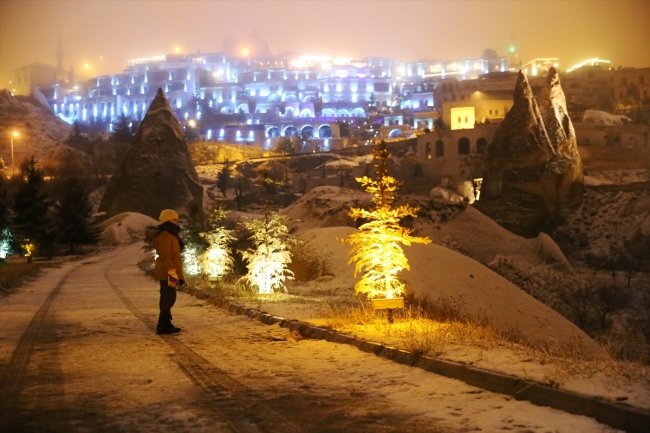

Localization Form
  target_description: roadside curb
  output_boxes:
[180,286,650,433]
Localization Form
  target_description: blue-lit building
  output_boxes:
[37,51,510,140]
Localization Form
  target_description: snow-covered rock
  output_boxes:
[98,88,203,219]
[98,212,159,245]
[583,109,631,125]
[479,69,583,237]
[429,187,464,204]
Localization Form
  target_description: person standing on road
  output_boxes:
[153,209,185,334]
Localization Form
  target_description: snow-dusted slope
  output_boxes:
[292,226,602,354]
[0,89,73,168]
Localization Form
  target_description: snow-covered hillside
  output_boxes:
[0,89,73,169]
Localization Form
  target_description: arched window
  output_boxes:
[458,137,470,155]
[425,142,432,159]
[435,140,444,157]
[476,138,488,154]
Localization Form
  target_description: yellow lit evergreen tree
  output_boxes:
[344,140,431,299]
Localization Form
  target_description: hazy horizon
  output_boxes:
[1,0,649,88]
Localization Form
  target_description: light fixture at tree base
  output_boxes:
[371,297,405,324]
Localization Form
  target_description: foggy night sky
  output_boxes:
[1,0,649,88]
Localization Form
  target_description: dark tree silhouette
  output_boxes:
[66,121,89,146]
[273,137,294,155]
[55,177,100,254]
[0,176,15,256]
[12,157,56,261]
[111,114,134,143]
[232,175,250,211]
[216,164,231,197]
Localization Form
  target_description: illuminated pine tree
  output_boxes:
[198,208,236,279]
[344,140,431,299]
[240,207,297,294]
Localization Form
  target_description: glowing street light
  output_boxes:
[10,131,18,176]
[188,119,196,128]
[242,48,249,57]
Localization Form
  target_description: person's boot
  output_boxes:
[156,312,168,334]
[168,313,181,333]
[156,313,180,334]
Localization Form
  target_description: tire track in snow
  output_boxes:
[0,264,78,431]
[103,268,301,433]
[0,250,125,431]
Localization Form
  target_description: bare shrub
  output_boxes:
[289,243,333,282]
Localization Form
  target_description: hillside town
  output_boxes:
[1,1,650,432]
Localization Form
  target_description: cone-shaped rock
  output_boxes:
[98,89,203,219]
[478,71,583,237]
[535,67,584,218]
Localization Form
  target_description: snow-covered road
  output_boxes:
[0,244,618,432]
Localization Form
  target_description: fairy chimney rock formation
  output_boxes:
[478,69,583,237]
[98,88,203,219]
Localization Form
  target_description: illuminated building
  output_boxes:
[520,58,559,77]
[37,50,515,133]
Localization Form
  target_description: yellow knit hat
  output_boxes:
[159,209,179,223]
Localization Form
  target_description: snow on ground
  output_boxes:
[98,212,159,245]
[220,187,650,411]
[0,90,76,168]
[0,244,625,432]
[284,226,600,353]
[584,169,650,186]
[583,110,631,126]
[323,158,357,169]
[283,186,369,233]
[415,205,573,271]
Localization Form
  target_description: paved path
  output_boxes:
[0,244,616,432]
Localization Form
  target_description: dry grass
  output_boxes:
[313,293,650,391]
[0,261,44,296]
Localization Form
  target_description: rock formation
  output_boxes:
[98,89,203,219]
[478,69,583,237]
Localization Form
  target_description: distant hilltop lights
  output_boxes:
[127,55,167,66]
[566,58,611,73]
[30,49,623,130]
[520,58,560,77]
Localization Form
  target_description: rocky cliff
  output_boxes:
[98,88,203,219]
[479,69,584,237]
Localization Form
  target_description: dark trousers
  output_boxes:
[159,280,177,315]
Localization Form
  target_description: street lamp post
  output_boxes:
[10,131,18,176]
